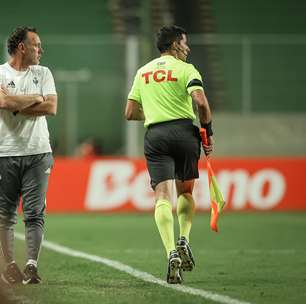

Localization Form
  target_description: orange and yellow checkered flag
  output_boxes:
[200,128,226,232]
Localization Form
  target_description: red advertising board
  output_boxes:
[46,158,306,212]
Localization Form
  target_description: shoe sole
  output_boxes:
[177,245,195,271]
[22,278,41,285]
[167,257,182,284]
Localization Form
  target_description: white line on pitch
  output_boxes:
[15,233,252,304]
[79,248,298,255]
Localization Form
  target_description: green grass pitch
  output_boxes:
[1,212,306,304]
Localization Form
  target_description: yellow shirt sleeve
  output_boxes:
[128,69,142,104]
[185,64,204,95]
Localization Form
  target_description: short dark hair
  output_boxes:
[7,26,37,55]
[156,25,187,53]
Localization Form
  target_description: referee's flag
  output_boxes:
[200,128,226,232]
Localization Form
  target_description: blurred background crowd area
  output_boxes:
[0,0,305,157]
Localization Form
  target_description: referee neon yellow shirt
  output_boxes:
[128,55,204,127]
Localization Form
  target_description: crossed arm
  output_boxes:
[20,94,57,116]
[0,86,57,116]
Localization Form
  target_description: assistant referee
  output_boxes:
[125,25,214,284]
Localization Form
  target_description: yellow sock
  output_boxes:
[176,193,195,242]
[154,199,176,257]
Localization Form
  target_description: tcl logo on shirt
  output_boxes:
[142,70,178,84]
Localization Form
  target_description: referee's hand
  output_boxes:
[202,136,214,156]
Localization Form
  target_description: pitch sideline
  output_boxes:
[15,232,252,304]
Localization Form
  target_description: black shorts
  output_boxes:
[144,119,201,190]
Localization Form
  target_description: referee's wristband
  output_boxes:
[201,121,213,137]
